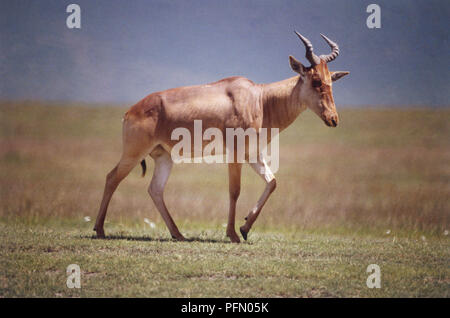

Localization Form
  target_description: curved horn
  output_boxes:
[294,31,321,66]
[319,33,339,63]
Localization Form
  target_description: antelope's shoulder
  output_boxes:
[210,76,255,86]
[216,76,261,101]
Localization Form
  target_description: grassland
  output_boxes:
[0,101,449,297]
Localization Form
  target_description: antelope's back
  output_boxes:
[159,76,262,130]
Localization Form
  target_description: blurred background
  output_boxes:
[0,0,449,235]
[1,0,449,106]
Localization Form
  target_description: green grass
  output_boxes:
[0,101,449,297]
[0,221,448,297]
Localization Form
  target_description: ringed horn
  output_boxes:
[294,31,340,66]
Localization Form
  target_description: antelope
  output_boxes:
[94,32,349,243]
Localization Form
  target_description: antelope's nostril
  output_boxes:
[331,118,337,127]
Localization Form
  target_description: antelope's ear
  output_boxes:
[289,55,307,76]
[331,71,350,82]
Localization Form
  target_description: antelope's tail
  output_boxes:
[140,159,146,177]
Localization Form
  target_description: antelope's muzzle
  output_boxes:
[324,113,339,127]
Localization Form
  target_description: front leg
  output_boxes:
[239,157,276,240]
[227,163,242,243]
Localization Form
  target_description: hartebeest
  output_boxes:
[94,32,349,243]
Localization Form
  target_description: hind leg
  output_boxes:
[94,116,154,239]
[148,146,185,241]
[93,152,145,238]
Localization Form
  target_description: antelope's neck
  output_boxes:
[260,76,307,131]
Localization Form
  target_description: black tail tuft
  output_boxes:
[140,159,146,177]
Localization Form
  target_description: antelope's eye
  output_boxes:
[312,79,322,87]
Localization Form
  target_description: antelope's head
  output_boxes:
[289,32,349,127]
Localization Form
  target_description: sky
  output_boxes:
[0,0,449,106]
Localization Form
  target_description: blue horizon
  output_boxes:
[1,0,449,107]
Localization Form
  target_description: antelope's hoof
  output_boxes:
[227,232,241,243]
[95,229,105,239]
[239,227,248,241]
[171,234,186,242]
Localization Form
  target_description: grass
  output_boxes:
[0,101,449,297]
[1,222,448,297]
